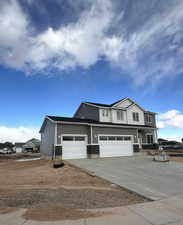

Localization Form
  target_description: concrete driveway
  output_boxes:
[68,156,183,200]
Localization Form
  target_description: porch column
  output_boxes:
[154,129,158,143]
[90,125,93,144]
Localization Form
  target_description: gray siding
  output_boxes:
[40,119,55,156]
[57,124,90,144]
[55,123,156,146]
[92,126,138,144]
[144,113,156,127]
[74,103,99,121]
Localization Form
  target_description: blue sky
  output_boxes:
[0,0,183,142]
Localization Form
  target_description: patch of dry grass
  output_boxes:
[23,205,108,221]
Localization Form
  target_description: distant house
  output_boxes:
[158,138,168,145]
[14,143,25,153]
[23,138,40,153]
[0,147,14,154]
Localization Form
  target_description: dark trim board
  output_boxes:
[54,146,62,156]
[142,144,159,149]
[133,144,140,152]
[87,145,100,159]
[87,145,100,154]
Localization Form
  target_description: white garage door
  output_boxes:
[62,135,87,159]
[99,135,133,158]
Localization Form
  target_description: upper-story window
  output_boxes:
[102,109,109,117]
[117,110,124,120]
[146,114,153,123]
[132,112,139,121]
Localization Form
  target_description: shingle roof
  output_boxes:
[48,116,97,123]
[84,98,127,107]
[15,142,25,147]
[47,116,155,128]
[84,102,111,107]
[110,98,127,106]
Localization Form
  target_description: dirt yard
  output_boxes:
[0,156,148,221]
[0,153,40,163]
[170,157,183,162]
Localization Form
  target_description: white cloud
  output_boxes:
[113,0,183,85]
[0,0,30,69]
[0,0,183,85]
[157,110,183,128]
[158,134,183,142]
[0,0,122,72]
[0,126,40,143]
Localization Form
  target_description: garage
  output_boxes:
[62,135,87,159]
[99,135,133,157]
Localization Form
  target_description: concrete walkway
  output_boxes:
[68,156,183,200]
[0,195,183,225]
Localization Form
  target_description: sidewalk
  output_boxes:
[0,194,183,225]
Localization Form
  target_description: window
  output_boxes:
[99,136,131,141]
[99,136,108,141]
[146,134,153,144]
[132,112,139,121]
[124,136,131,141]
[146,114,153,123]
[102,109,109,117]
[117,136,123,141]
[108,136,116,141]
[117,110,124,120]
[63,136,74,141]
[63,136,85,141]
[75,136,85,141]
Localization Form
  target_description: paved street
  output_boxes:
[68,156,183,200]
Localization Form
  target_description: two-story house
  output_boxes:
[40,97,157,159]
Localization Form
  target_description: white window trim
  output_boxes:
[116,110,124,121]
[132,112,139,122]
[98,134,133,150]
[102,109,109,117]
[56,134,88,146]
[146,114,153,124]
[98,134,133,142]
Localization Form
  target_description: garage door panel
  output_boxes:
[99,135,133,158]
[62,135,87,159]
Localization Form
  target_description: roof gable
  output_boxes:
[112,98,133,108]
[126,102,145,111]
[24,138,40,147]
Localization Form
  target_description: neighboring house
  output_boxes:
[40,97,157,159]
[23,138,40,153]
[0,147,13,154]
[14,143,25,153]
[158,138,168,145]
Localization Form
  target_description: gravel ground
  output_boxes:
[0,158,149,220]
[0,187,148,209]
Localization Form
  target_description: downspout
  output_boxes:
[54,123,57,160]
